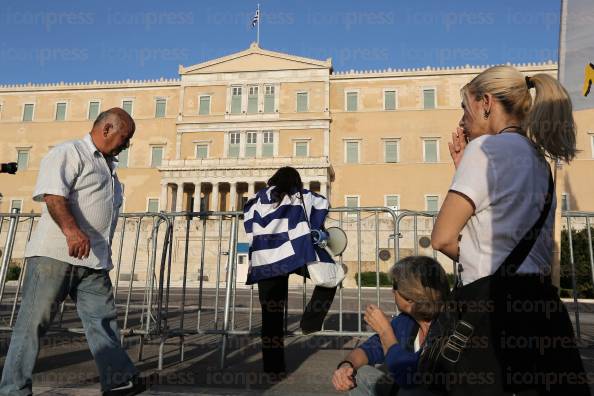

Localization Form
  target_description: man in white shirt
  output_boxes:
[0,108,145,396]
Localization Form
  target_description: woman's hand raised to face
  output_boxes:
[364,304,392,335]
[448,126,467,169]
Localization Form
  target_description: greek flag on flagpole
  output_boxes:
[251,9,259,27]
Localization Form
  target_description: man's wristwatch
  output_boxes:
[336,360,354,370]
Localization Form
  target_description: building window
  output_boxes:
[346,91,358,112]
[423,88,436,109]
[345,141,360,163]
[561,193,570,211]
[195,144,208,159]
[264,85,275,113]
[231,86,242,114]
[295,141,309,157]
[385,195,400,211]
[591,135,594,158]
[228,132,240,157]
[88,101,100,120]
[117,148,129,168]
[248,86,259,114]
[423,139,439,163]
[246,131,257,157]
[150,146,163,168]
[345,196,359,208]
[262,131,274,157]
[22,104,34,122]
[10,199,23,212]
[426,195,439,212]
[384,90,397,110]
[122,100,133,115]
[199,95,211,115]
[155,98,166,118]
[55,102,67,121]
[147,198,159,212]
[297,92,308,112]
[17,149,29,170]
[384,140,399,163]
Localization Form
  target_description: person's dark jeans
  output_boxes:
[257,268,336,373]
[0,256,138,395]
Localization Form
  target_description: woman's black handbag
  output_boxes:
[418,172,590,395]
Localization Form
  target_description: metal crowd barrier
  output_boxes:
[0,210,173,366]
[2,207,592,371]
[562,211,594,340]
[151,207,399,368]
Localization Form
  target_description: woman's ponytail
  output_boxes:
[523,73,577,163]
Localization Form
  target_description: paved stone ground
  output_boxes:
[0,288,593,395]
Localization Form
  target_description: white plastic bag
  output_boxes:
[306,261,346,288]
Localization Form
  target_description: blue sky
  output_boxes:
[0,0,562,84]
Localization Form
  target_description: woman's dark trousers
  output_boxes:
[257,271,336,373]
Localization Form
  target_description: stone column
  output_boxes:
[230,182,237,210]
[175,183,184,212]
[320,181,328,197]
[193,182,202,212]
[247,181,255,198]
[160,182,168,212]
[211,182,219,211]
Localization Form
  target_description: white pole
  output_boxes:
[257,3,260,46]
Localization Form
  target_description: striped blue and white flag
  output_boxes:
[251,8,259,28]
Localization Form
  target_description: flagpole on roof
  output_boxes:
[257,3,260,46]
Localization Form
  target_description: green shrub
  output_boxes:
[6,266,21,281]
[355,271,458,288]
[355,271,391,287]
[561,227,594,298]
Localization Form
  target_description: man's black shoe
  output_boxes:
[103,373,158,396]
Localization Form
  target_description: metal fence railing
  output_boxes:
[1,208,592,370]
[0,210,172,365]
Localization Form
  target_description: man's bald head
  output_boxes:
[90,107,136,157]
[92,107,135,134]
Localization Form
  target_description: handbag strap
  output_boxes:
[299,190,312,231]
[495,167,555,277]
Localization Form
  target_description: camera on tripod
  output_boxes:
[0,163,18,174]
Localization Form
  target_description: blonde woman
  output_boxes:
[332,256,448,396]
[431,66,589,395]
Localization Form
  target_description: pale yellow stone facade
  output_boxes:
[1,43,592,215]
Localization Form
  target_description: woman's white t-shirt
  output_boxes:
[449,133,555,285]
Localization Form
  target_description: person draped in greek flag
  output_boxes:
[243,166,337,378]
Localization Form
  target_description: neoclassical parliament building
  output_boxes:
[1,43,593,215]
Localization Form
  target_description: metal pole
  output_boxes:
[256,3,260,45]
[374,211,380,307]
[122,219,142,337]
[214,215,223,328]
[338,211,344,332]
[357,210,362,333]
[0,209,20,305]
[197,215,207,331]
[586,217,594,296]
[566,216,580,339]
[113,217,127,299]
[220,215,238,369]
[179,213,192,361]
[9,216,35,327]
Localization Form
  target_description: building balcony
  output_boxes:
[160,156,331,170]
